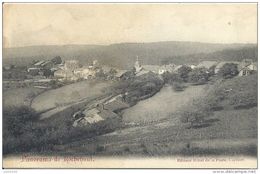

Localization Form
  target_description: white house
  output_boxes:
[64,60,80,71]
[238,59,257,76]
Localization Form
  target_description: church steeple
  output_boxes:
[135,55,142,73]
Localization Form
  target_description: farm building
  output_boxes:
[158,64,175,74]
[27,67,41,76]
[135,69,150,77]
[34,60,46,67]
[54,69,78,81]
[40,60,54,69]
[102,66,113,74]
[238,59,257,76]
[172,65,184,73]
[72,106,119,127]
[142,65,161,74]
[190,65,196,69]
[64,60,80,71]
[74,67,96,79]
[54,69,67,78]
[115,70,134,80]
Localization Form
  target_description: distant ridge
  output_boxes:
[3,41,257,68]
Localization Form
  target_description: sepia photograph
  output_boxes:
[2,2,258,169]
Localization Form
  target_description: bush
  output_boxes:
[3,106,38,138]
[179,101,212,128]
[3,106,38,154]
[188,67,209,85]
[3,104,121,154]
[96,145,105,152]
[218,63,238,79]
[177,65,192,82]
[171,82,185,91]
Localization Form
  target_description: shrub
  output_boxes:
[3,106,38,138]
[209,65,216,76]
[188,67,209,85]
[177,65,192,82]
[96,145,105,152]
[161,71,171,83]
[51,56,62,64]
[124,147,130,152]
[3,106,38,154]
[171,82,185,91]
[218,63,238,79]
[179,101,212,128]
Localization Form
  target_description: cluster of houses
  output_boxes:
[27,56,257,83]
[27,56,63,78]
[135,58,257,77]
[72,93,130,127]
[53,59,135,81]
[61,57,257,128]
[196,59,257,76]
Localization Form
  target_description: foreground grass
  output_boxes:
[47,74,257,157]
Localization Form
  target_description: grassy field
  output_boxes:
[49,106,257,157]
[31,80,114,112]
[48,74,257,157]
[122,85,206,123]
[3,87,44,108]
[2,73,257,158]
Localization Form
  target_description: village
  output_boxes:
[3,55,257,129]
[2,3,258,170]
[3,55,257,87]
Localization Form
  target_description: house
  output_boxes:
[135,69,150,77]
[215,61,240,74]
[190,65,196,69]
[115,70,133,80]
[64,60,80,71]
[238,59,257,76]
[197,61,218,69]
[34,60,46,67]
[40,60,54,69]
[102,66,113,74]
[172,65,183,73]
[74,67,96,79]
[27,67,41,76]
[51,56,62,64]
[54,69,78,80]
[142,65,161,74]
[158,64,175,74]
[54,69,67,78]
[73,106,119,127]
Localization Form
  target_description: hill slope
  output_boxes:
[3,41,257,68]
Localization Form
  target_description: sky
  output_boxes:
[3,3,257,48]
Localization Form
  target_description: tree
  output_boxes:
[208,65,216,76]
[188,67,209,85]
[51,56,62,64]
[218,63,238,79]
[172,82,185,91]
[43,69,54,78]
[177,65,192,82]
[3,106,37,138]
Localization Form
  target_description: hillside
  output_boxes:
[3,41,256,68]
[163,46,258,65]
[52,74,257,157]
